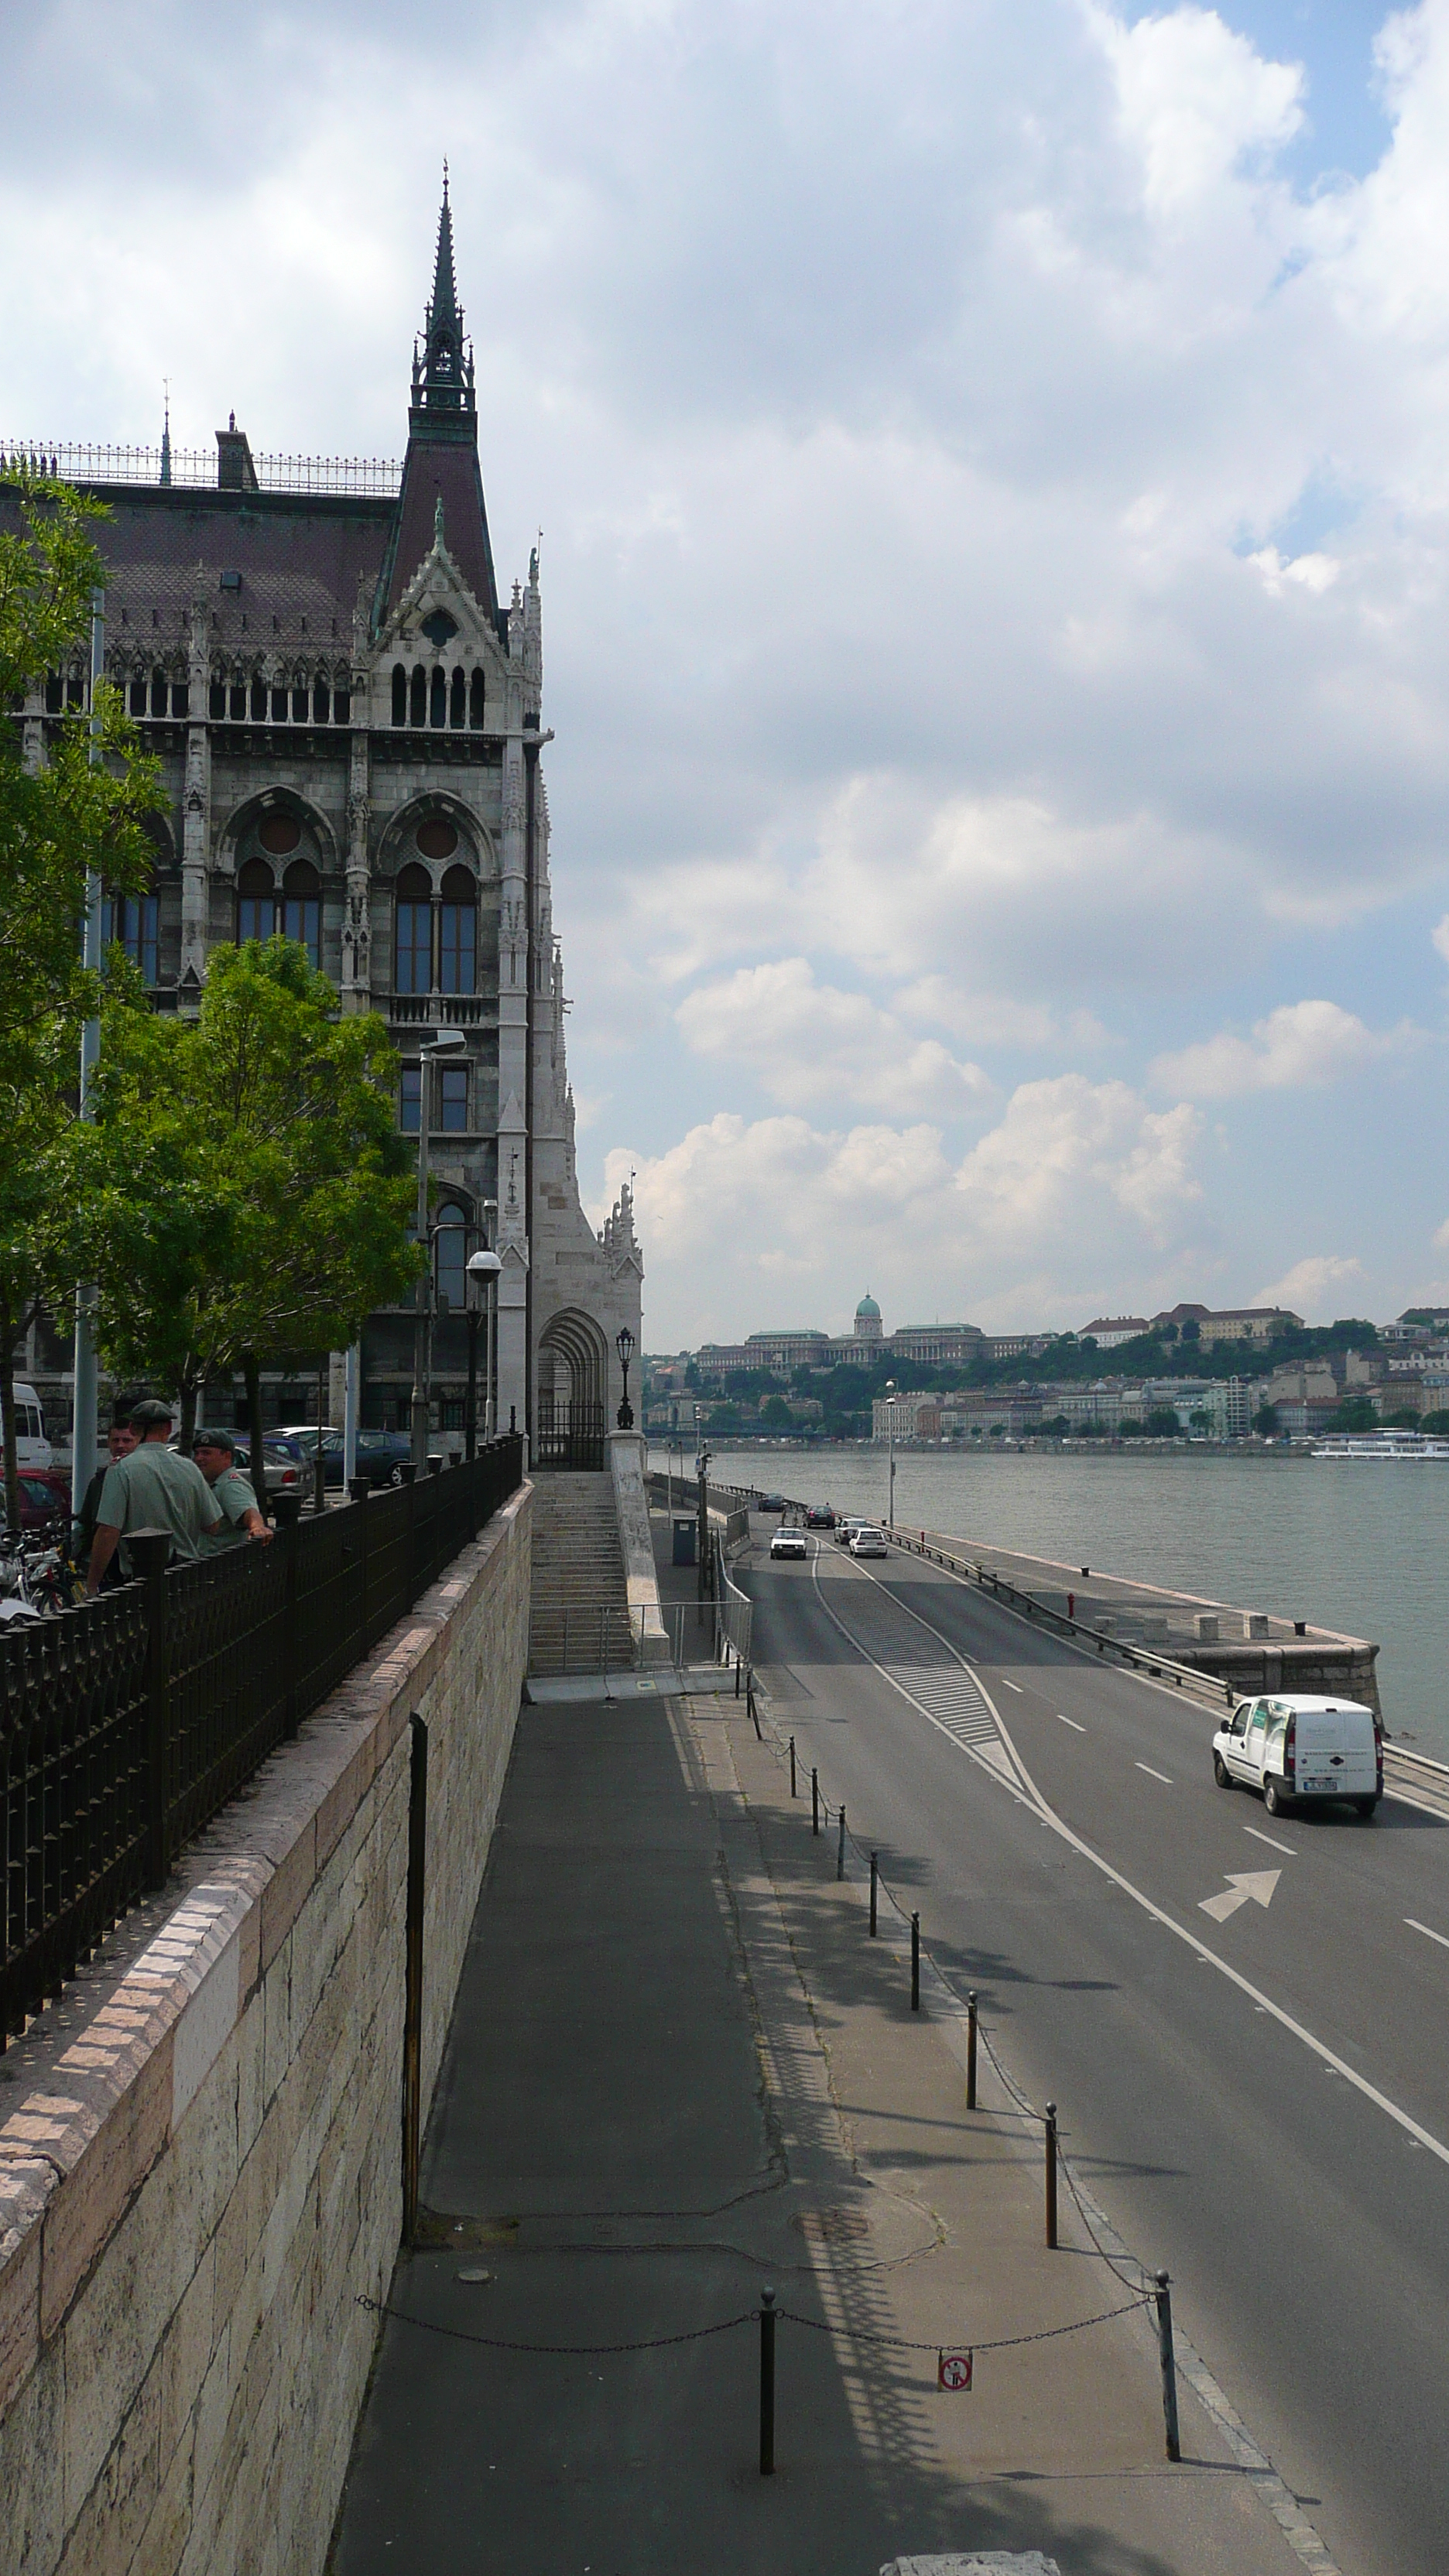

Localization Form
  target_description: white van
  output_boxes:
[9,1385,53,1473]
[1212,1694,1381,1820]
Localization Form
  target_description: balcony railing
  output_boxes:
[2,441,402,497]
[388,995,494,1025]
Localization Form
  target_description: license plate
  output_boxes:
[1300,1775,1337,1792]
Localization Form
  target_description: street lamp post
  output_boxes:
[410,1027,467,1474]
[465,1245,502,1460]
[884,1376,897,1530]
[615,1325,635,1430]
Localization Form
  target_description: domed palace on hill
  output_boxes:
[854,1292,883,1343]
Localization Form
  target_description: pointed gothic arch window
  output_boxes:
[450,666,465,728]
[251,677,267,721]
[469,668,485,728]
[435,1202,468,1310]
[430,666,447,728]
[149,670,168,718]
[395,862,432,995]
[439,863,475,995]
[291,683,309,724]
[392,665,407,727]
[282,860,321,968]
[409,665,426,726]
[313,677,330,724]
[103,882,159,983]
[237,857,275,945]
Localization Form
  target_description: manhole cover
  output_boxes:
[791,2207,869,2244]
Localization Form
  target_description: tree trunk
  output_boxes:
[0,1310,18,1535]
[242,1350,269,1523]
[179,1368,201,1453]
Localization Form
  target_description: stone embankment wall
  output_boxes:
[0,1481,532,2576]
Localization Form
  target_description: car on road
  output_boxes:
[769,1526,809,1560]
[758,1492,787,1514]
[804,1505,835,1529]
[848,1524,889,1559]
[1212,1692,1381,1818]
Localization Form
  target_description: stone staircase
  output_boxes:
[528,1472,634,1674]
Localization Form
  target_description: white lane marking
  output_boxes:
[999,1677,1023,1693]
[1057,1714,1085,1732]
[1244,1825,1297,1858]
[1200,1869,1280,1923]
[1136,1762,1173,1786]
[1406,1917,1449,1952]
[814,1545,1449,2176]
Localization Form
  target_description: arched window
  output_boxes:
[128,677,146,718]
[435,1204,468,1314]
[291,684,309,724]
[439,864,476,995]
[313,678,330,725]
[102,886,159,982]
[282,860,321,968]
[450,666,465,728]
[236,857,275,944]
[251,677,267,721]
[469,668,485,728]
[150,670,168,718]
[270,683,288,723]
[409,666,426,726]
[392,665,407,726]
[430,666,447,728]
[230,680,247,721]
[395,862,432,994]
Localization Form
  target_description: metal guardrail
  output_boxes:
[0,1438,522,2044]
[528,1603,636,1676]
[1,440,402,495]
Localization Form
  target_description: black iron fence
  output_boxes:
[534,1399,605,1473]
[0,1437,522,2045]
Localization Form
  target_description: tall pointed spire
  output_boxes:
[159,379,172,487]
[413,160,472,420]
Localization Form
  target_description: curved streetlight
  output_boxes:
[884,1376,897,1530]
[466,1247,502,1456]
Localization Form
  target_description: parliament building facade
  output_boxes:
[11,183,642,1458]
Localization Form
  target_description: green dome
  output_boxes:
[856,1292,881,1319]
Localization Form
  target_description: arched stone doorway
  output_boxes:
[536,1309,610,1470]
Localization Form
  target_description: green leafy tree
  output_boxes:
[1146,1406,1182,1436]
[1327,1396,1377,1435]
[0,467,158,1518]
[1188,1409,1212,1432]
[759,1394,793,1428]
[48,940,419,1453]
[1252,1402,1280,1435]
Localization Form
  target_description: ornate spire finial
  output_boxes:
[414,167,470,418]
[159,378,172,488]
[434,494,444,546]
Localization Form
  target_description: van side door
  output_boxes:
[1222,1701,1255,1780]
[1242,1697,1269,1784]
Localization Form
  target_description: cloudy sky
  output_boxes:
[5,1,1449,1348]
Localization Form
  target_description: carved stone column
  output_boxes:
[180,583,211,991]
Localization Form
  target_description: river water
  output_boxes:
[656,1445,1449,1759]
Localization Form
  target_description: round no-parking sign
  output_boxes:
[937,2349,974,2392]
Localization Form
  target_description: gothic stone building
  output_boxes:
[12,185,642,1456]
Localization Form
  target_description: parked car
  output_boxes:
[352,1431,418,1488]
[0,1468,72,1530]
[758,1492,787,1514]
[769,1526,809,1560]
[1213,1694,1380,1819]
[804,1506,835,1529]
[848,1524,889,1559]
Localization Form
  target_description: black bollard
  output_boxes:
[812,1766,820,1834]
[911,1912,920,2011]
[759,2288,776,2476]
[790,1735,796,1797]
[1044,2102,1058,2249]
[1154,2271,1181,2461]
[967,1989,978,2110]
[837,1805,846,1880]
[869,1851,879,1937]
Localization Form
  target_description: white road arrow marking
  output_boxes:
[1200,1869,1281,1923]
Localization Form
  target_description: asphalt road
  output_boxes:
[740,1522,1449,2576]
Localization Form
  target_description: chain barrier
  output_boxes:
[358,2289,1147,2361]
[744,1621,1157,2299]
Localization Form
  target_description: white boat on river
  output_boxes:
[1312,1431,1449,1461]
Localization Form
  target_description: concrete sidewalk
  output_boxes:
[329,1646,1311,2572]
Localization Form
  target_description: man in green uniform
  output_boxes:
[85,1399,224,1591]
[193,1430,272,1553]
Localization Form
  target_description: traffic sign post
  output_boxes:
[937,2349,974,2393]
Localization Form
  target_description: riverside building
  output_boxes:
[5,181,642,1461]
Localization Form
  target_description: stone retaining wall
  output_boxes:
[0,1479,532,2576]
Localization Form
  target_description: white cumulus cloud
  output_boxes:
[1151,1000,1392,1099]
[674,958,993,1117]
[1252,1254,1367,1317]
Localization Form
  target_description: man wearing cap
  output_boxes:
[193,1430,272,1553]
[85,1399,224,1593]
